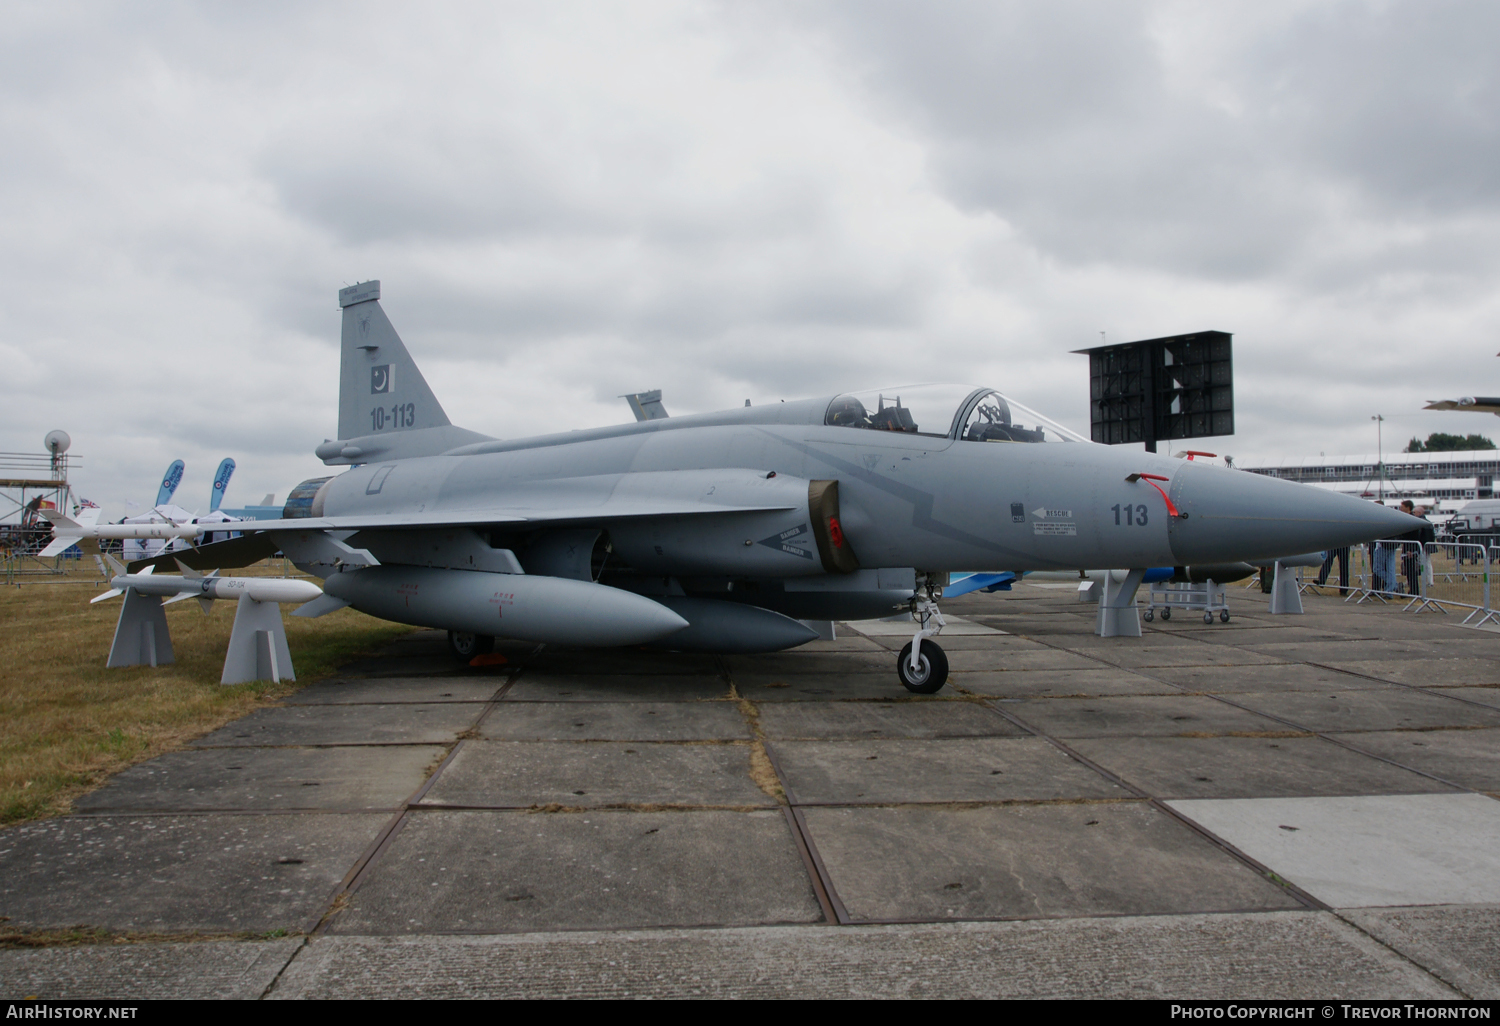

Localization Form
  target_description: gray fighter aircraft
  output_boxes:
[157,281,1418,692]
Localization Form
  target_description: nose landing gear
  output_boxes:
[898,573,949,694]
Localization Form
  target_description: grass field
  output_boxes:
[0,559,412,826]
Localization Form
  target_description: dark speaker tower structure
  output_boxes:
[1075,331,1235,452]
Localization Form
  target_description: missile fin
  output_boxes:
[37,538,73,557]
[138,565,155,576]
[103,554,126,576]
[90,588,124,604]
[164,592,195,606]
[198,597,214,615]
[174,559,203,580]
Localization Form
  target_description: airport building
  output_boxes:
[1234,448,1499,512]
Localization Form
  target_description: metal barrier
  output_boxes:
[1312,539,1500,626]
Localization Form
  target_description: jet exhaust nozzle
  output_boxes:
[321,566,689,647]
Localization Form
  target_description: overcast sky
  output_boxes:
[4,1,1499,518]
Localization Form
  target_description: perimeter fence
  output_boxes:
[1301,539,1500,627]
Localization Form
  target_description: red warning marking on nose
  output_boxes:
[1127,473,1183,518]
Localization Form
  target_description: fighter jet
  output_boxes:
[1423,353,1500,415]
[153,280,1419,693]
[1423,396,1500,416]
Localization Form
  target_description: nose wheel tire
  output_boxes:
[448,631,495,660]
[897,641,949,694]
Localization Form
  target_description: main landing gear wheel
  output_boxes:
[898,641,949,694]
[448,631,495,660]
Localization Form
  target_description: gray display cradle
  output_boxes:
[105,588,297,684]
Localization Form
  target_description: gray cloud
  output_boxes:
[1,1,1498,522]
[804,0,1500,286]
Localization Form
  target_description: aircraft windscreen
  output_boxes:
[960,391,1086,444]
[823,385,981,437]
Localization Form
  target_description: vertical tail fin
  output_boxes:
[337,281,451,441]
[317,281,493,465]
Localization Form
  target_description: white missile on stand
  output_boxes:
[92,564,324,609]
[38,508,204,558]
[91,556,325,684]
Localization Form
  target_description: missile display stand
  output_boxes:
[105,588,175,668]
[97,559,322,684]
[105,587,298,683]
[219,593,296,684]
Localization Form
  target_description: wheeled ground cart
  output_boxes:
[1143,580,1231,624]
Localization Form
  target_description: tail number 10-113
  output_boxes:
[372,403,416,431]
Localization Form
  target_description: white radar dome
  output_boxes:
[44,430,71,455]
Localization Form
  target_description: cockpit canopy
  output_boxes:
[824,385,1086,443]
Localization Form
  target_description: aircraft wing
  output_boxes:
[238,499,797,534]
[125,490,803,574]
[234,468,804,533]
[1424,397,1500,414]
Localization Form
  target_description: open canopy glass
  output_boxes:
[824,385,1087,444]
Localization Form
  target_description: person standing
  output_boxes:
[1317,546,1350,595]
[1371,501,1392,592]
[1400,503,1434,595]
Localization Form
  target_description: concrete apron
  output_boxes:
[3,584,1500,999]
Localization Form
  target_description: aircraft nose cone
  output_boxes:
[1167,464,1424,565]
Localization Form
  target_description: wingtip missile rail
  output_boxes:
[37,509,206,558]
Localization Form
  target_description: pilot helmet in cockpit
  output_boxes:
[825,395,869,428]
